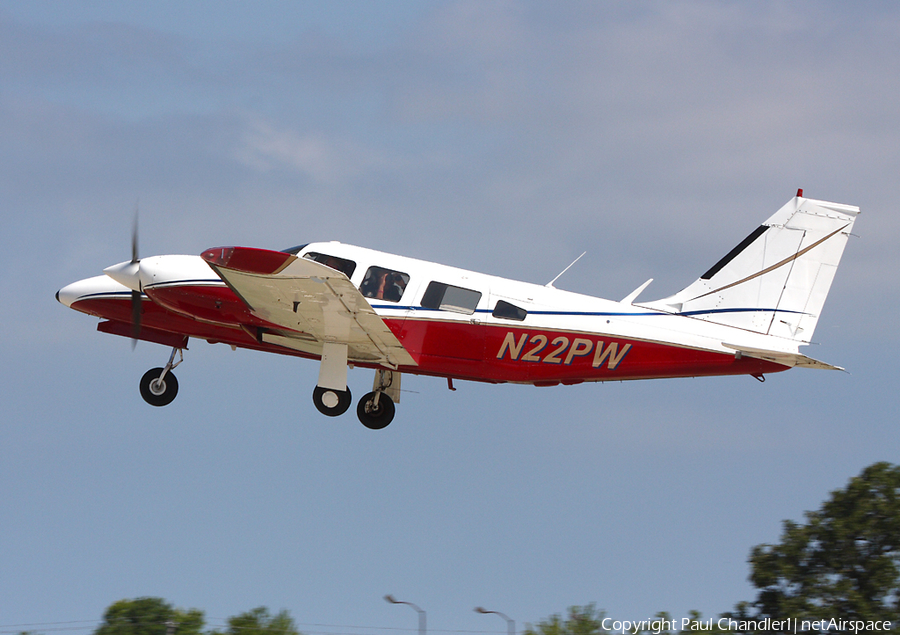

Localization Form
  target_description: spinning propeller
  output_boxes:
[103,211,143,347]
[129,215,141,344]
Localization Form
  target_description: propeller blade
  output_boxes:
[131,206,141,348]
[131,208,139,264]
[131,289,142,348]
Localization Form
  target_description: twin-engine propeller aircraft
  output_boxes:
[58,190,858,429]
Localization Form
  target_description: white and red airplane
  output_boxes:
[57,190,858,429]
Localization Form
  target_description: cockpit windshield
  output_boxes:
[303,252,357,278]
[280,244,308,255]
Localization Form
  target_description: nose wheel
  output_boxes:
[139,347,183,407]
[140,367,179,406]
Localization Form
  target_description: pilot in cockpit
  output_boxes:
[361,267,407,302]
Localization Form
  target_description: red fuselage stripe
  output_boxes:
[71,285,788,383]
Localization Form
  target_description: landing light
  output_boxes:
[201,246,235,267]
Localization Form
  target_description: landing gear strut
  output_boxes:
[140,347,183,406]
[312,341,352,417]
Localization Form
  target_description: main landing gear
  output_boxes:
[139,347,183,406]
[357,390,395,430]
[311,382,395,429]
[311,343,400,429]
[312,385,353,416]
[356,369,398,430]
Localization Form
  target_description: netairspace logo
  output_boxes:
[600,617,894,634]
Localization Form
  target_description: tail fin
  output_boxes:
[644,191,859,344]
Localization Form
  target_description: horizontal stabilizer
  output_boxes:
[722,343,844,371]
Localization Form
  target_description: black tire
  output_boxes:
[356,391,395,430]
[140,367,179,407]
[313,385,352,416]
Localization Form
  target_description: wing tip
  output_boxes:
[202,246,296,275]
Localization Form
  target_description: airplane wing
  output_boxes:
[202,246,416,368]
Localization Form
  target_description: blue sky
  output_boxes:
[2,1,899,633]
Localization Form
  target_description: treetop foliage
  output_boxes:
[743,461,900,622]
[95,598,204,635]
[523,604,608,635]
[208,607,299,635]
[91,600,298,635]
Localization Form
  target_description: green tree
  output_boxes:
[740,462,900,622]
[94,598,204,635]
[523,604,609,635]
[209,607,299,635]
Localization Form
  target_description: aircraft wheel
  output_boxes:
[140,367,179,407]
[313,386,352,417]
[357,391,395,430]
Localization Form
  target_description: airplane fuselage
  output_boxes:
[59,240,788,387]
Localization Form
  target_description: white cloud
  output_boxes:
[233,117,405,184]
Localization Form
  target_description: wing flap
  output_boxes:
[203,247,416,368]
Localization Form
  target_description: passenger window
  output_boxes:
[360,266,410,302]
[421,282,482,315]
[303,252,356,278]
[493,300,527,321]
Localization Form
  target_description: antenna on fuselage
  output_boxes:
[546,251,586,288]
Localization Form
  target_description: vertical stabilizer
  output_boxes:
[643,193,859,343]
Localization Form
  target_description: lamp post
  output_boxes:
[474,607,514,635]
[385,594,426,635]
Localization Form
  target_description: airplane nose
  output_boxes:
[57,275,129,309]
[56,280,85,307]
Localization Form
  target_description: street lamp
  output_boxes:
[385,594,426,635]
[474,607,514,635]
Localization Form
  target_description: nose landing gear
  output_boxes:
[139,347,183,406]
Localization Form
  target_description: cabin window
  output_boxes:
[303,252,357,278]
[420,281,482,315]
[360,266,410,302]
[492,300,527,321]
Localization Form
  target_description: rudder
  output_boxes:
[644,192,859,344]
